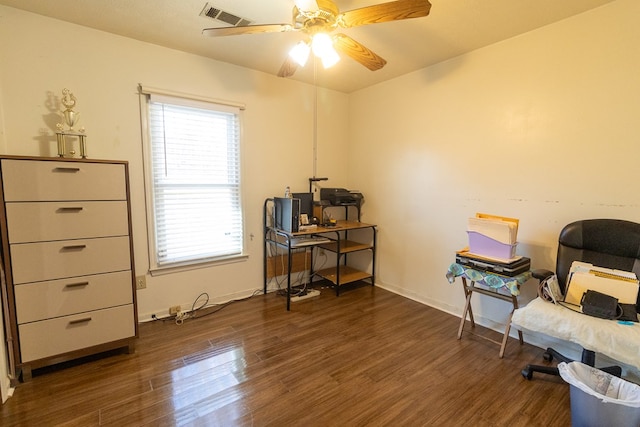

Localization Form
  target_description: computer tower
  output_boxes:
[274,197,300,232]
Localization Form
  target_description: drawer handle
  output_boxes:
[57,207,84,212]
[62,244,86,250]
[65,281,89,288]
[53,167,80,173]
[68,317,92,325]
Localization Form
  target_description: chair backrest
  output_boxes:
[556,219,640,308]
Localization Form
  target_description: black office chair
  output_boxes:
[521,219,640,380]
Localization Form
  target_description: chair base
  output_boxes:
[521,347,622,380]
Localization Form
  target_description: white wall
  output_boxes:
[348,0,640,360]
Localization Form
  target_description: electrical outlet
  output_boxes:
[169,305,181,315]
[136,275,147,290]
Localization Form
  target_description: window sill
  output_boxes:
[149,254,249,276]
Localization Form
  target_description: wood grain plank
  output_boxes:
[0,284,571,426]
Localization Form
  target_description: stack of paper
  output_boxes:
[564,261,639,306]
[465,213,520,261]
[467,216,517,245]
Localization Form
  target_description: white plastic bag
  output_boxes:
[558,361,640,408]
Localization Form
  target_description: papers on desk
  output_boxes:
[289,236,331,247]
[564,261,639,306]
[298,224,317,231]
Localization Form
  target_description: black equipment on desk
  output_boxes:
[274,197,299,232]
[456,252,531,277]
[320,188,363,206]
[292,192,313,223]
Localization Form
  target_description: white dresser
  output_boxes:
[0,156,138,381]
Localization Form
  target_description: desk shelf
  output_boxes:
[318,240,373,254]
[316,265,372,286]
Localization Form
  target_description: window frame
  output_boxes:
[138,85,247,275]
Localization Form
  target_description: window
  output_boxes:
[140,88,244,271]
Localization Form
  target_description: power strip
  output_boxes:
[290,289,320,302]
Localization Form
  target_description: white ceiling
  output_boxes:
[0,0,616,93]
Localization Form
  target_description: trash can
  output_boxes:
[558,361,640,427]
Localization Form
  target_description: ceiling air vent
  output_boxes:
[200,3,252,27]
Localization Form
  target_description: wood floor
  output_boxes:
[0,283,571,426]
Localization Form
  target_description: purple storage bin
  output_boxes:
[467,231,517,260]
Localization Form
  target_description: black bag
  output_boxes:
[580,289,620,320]
[618,303,639,322]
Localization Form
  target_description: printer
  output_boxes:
[320,188,363,206]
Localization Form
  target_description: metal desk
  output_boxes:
[264,198,376,310]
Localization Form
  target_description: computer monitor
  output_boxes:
[292,192,313,224]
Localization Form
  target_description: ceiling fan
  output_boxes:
[202,0,432,77]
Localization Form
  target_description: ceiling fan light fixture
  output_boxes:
[289,41,311,67]
[204,0,432,77]
[311,33,340,68]
[320,47,340,68]
[294,0,318,12]
[311,33,332,56]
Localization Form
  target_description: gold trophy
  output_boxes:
[55,88,87,158]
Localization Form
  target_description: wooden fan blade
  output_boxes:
[316,0,340,16]
[339,0,431,28]
[333,34,387,71]
[278,56,299,78]
[203,24,293,37]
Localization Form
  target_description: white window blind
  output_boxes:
[147,94,243,267]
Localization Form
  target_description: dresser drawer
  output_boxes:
[14,271,133,324]
[19,304,135,362]
[1,159,126,201]
[11,236,131,284]
[5,201,129,243]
